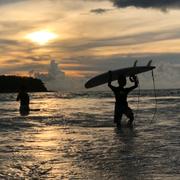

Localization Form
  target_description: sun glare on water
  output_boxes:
[26,30,58,45]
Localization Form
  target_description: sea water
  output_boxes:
[0,90,179,179]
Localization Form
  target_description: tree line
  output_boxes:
[0,75,47,93]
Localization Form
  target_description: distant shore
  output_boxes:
[0,75,47,93]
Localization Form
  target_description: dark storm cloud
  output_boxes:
[111,0,180,10]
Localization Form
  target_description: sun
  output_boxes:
[26,30,58,45]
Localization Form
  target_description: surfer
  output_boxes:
[16,85,30,116]
[108,71,139,128]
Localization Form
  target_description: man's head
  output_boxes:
[20,85,26,92]
[118,75,126,87]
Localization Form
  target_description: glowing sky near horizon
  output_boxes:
[0,0,179,88]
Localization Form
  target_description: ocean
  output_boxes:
[0,89,179,179]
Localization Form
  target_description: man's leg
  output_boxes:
[116,113,123,128]
[125,107,134,127]
[114,105,122,128]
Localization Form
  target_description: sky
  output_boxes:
[0,0,180,89]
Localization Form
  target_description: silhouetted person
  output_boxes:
[16,86,30,116]
[108,71,139,128]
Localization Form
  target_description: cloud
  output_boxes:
[156,62,180,88]
[0,0,179,90]
[50,27,180,54]
[90,8,111,14]
[0,39,20,47]
[0,0,26,6]
[111,0,180,10]
[0,61,48,75]
[0,20,53,35]
[25,55,51,62]
[62,53,180,89]
[34,60,83,91]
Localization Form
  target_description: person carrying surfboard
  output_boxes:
[108,71,139,128]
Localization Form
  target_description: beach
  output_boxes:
[0,90,179,179]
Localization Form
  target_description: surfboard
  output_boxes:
[85,60,155,89]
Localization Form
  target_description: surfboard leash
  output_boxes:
[135,76,140,121]
[151,69,157,122]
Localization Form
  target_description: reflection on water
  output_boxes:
[0,90,179,179]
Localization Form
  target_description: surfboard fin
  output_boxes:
[147,60,152,66]
[133,60,138,67]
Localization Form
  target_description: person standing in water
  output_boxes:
[16,85,30,115]
[108,71,139,128]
